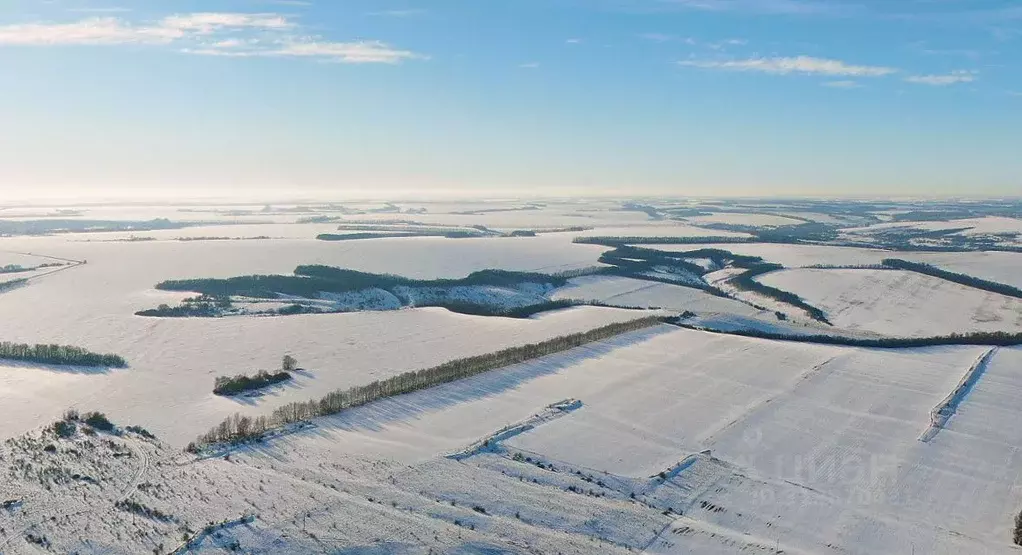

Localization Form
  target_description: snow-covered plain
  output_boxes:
[758,268,1022,336]
[684,212,807,228]
[552,274,762,316]
[0,233,631,446]
[1,200,1021,554]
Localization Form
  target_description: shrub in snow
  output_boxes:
[52,420,76,439]
[1014,510,1022,546]
[83,412,115,432]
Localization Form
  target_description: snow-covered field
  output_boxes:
[685,212,807,228]
[1,199,1021,554]
[641,242,893,267]
[758,268,1022,336]
[552,274,762,316]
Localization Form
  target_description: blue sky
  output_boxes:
[0,0,1019,199]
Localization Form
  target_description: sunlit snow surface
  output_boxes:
[0,200,1020,554]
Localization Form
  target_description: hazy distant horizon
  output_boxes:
[1,188,1020,208]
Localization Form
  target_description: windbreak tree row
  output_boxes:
[191,315,666,450]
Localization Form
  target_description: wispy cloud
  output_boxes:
[0,17,181,45]
[160,13,293,33]
[640,33,695,44]
[822,80,860,88]
[0,12,425,64]
[565,38,582,44]
[185,40,424,63]
[904,69,977,85]
[519,62,540,69]
[273,41,424,63]
[680,55,896,76]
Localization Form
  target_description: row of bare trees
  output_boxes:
[0,341,126,368]
[191,316,664,449]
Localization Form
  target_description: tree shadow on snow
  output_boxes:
[224,369,317,406]
[250,325,674,456]
[0,359,120,375]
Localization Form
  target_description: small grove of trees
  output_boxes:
[1014,510,1022,546]
[213,355,298,396]
[52,409,116,437]
[191,316,665,449]
[0,341,126,368]
[136,295,231,318]
[213,371,292,396]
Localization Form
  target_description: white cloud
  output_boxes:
[0,17,181,45]
[0,13,425,64]
[822,80,860,88]
[519,62,540,69]
[186,39,423,63]
[904,69,977,85]
[160,12,293,33]
[680,55,897,76]
[565,38,582,44]
[272,41,424,63]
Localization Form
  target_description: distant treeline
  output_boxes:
[674,322,1022,348]
[728,264,832,324]
[136,295,231,317]
[598,245,709,277]
[191,316,665,449]
[318,230,483,241]
[421,299,579,318]
[882,259,1022,299]
[156,267,569,300]
[574,236,755,247]
[214,370,292,396]
[317,232,422,241]
[0,342,126,368]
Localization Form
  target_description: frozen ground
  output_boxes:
[551,275,762,316]
[684,212,807,228]
[0,199,1020,554]
[758,268,1022,336]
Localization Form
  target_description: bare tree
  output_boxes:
[282,354,298,372]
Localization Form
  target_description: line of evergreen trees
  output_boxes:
[882,259,1022,299]
[673,321,1022,348]
[0,342,126,368]
[191,316,665,449]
